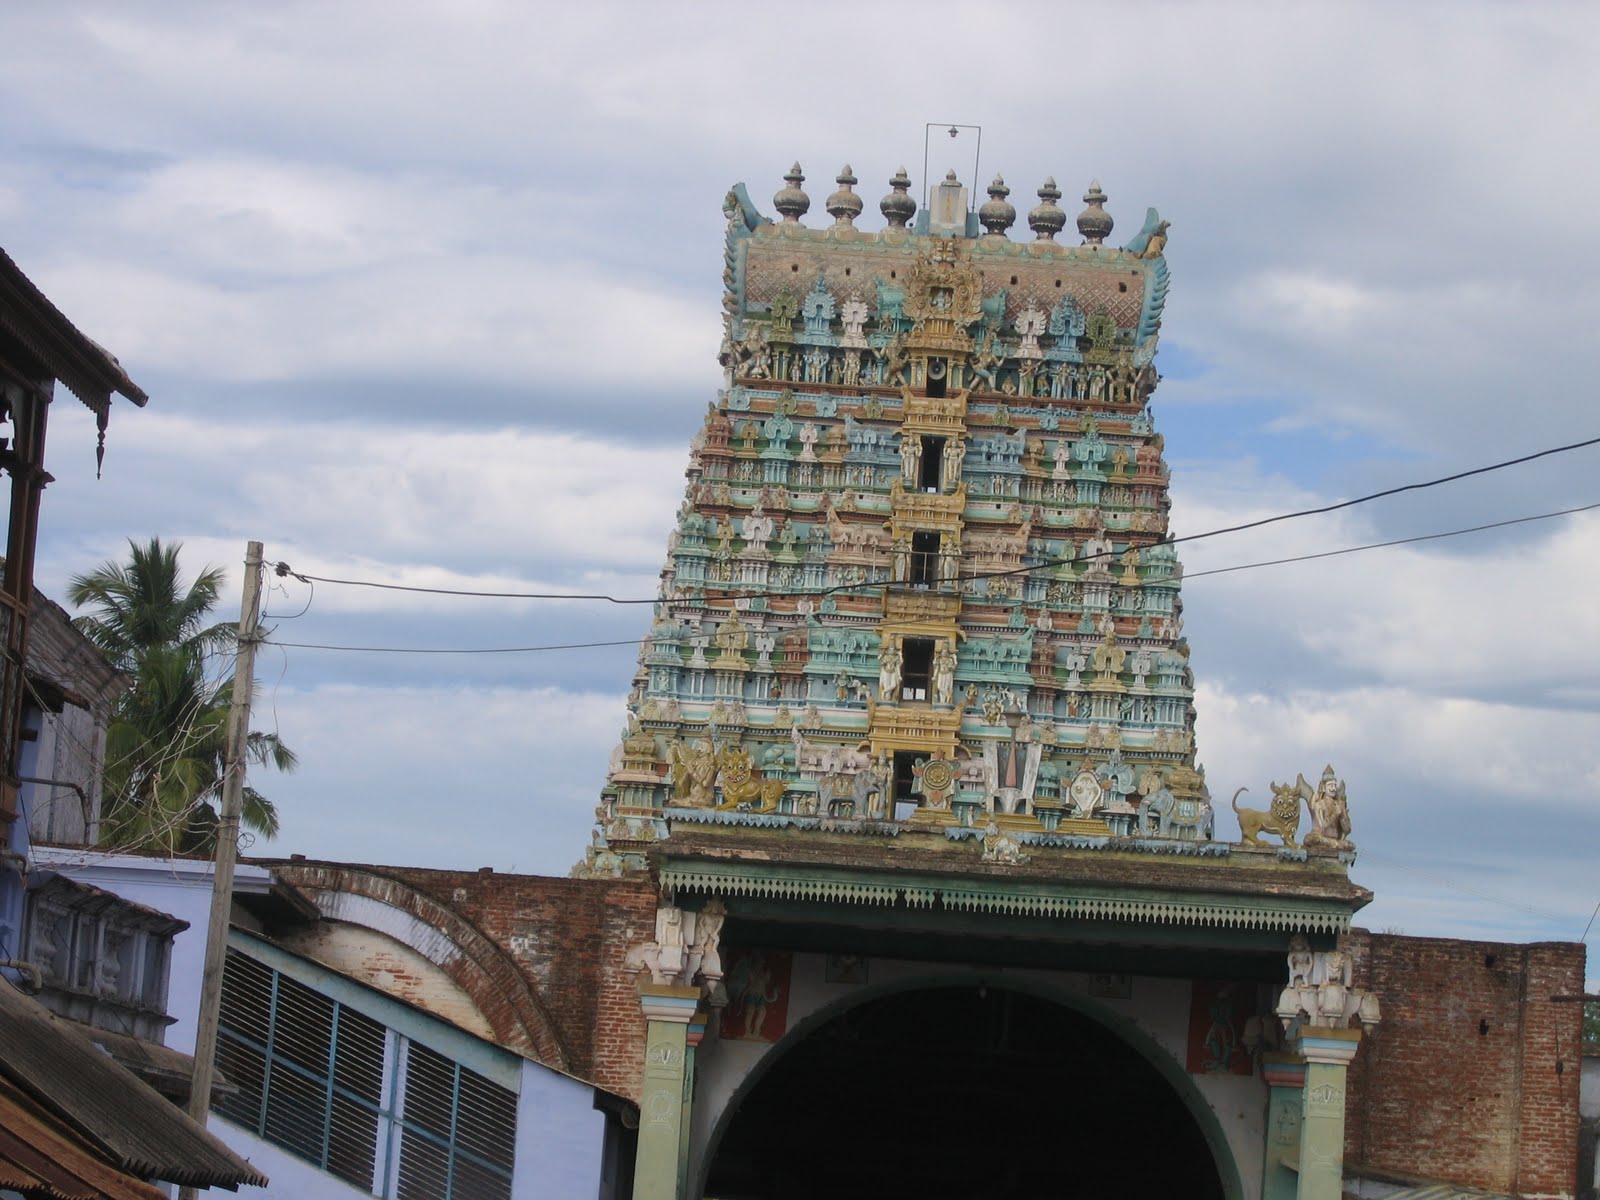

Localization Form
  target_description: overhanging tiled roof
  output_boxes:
[0,982,265,1190]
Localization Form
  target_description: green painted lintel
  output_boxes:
[662,858,1354,935]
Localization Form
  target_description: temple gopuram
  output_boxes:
[572,164,1582,1200]
[594,164,1206,860]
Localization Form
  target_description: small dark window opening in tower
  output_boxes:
[893,750,922,820]
[900,637,934,702]
[919,436,945,491]
[910,532,940,587]
[926,357,948,398]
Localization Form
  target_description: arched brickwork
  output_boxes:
[272,862,571,1071]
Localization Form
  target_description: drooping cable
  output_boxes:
[271,435,1600,605]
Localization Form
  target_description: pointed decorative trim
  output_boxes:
[661,864,1352,933]
[666,807,902,837]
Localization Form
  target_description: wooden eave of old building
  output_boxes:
[0,248,147,414]
[24,585,130,714]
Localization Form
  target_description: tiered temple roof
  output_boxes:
[576,161,1247,882]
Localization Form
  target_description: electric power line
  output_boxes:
[1580,898,1600,945]
[272,434,1600,606]
[263,636,644,655]
[1184,501,1600,579]
[260,499,1594,654]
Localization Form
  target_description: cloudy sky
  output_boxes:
[4,2,1597,964]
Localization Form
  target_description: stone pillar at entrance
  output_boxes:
[1292,1028,1361,1200]
[1260,1052,1305,1200]
[678,1012,708,1200]
[634,983,701,1200]
[1274,934,1380,1200]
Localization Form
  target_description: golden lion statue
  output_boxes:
[714,746,787,813]
[1231,784,1301,848]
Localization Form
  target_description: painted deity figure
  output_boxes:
[739,323,770,379]
[754,631,776,666]
[1015,308,1047,358]
[670,740,718,807]
[892,537,911,582]
[1051,439,1072,481]
[1091,631,1126,678]
[1300,765,1353,850]
[1088,365,1108,402]
[878,641,903,699]
[900,435,920,483]
[839,297,870,347]
[879,335,909,386]
[932,642,958,706]
[715,614,749,655]
[742,505,775,554]
[942,438,964,487]
[777,520,799,557]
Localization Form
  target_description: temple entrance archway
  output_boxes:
[698,980,1238,1200]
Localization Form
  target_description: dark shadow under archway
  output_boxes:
[704,986,1225,1200]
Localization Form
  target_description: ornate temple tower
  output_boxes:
[578,163,1377,1200]
[586,163,1200,866]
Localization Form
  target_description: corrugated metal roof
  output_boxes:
[0,981,266,1189]
[0,1075,165,1200]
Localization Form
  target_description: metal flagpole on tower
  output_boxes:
[922,122,983,211]
[179,540,264,1199]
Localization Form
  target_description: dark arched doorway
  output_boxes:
[702,985,1227,1200]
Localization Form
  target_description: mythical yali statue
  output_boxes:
[1231,764,1353,851]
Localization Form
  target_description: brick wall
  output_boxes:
[1344,930,1586,1197]
[360,866,657,1101]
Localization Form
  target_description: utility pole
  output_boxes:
[181,541,263,1190]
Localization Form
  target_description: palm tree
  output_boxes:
[69,538,296,853]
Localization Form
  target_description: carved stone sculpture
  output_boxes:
[932,642,957,706]
[1287,933,1315,989]
[981,822,1027,865]
[694,899,726,995]
[878,641,902,700]
[715,745,786,812]
[1300,765,1353,851]
[670,739,718,808]
[1275,935,1381,1035]
[1231,784,1301,848]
